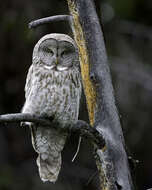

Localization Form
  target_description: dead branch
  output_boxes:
[29,15,72,29]
[0,113,105,149]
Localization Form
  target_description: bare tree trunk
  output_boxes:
[67,0,133,189]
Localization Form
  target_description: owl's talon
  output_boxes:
[39,114,54,122]
[20,121,31,127]
[20,122,25,127]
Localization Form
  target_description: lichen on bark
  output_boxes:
[67,0,96,126]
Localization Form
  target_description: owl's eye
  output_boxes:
[61,50,69,58]
[43,47,54,56]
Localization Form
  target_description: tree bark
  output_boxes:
[66,0,133,189]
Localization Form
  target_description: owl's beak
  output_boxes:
[56,58,58,65]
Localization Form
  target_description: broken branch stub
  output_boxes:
[29,15,72,29]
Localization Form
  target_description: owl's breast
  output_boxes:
[23,68,81,125]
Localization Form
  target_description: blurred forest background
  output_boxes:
[0,0,152,189]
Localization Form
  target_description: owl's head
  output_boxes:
[33,33,79,71]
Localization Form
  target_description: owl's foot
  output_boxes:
[20,121,32,127]
[39,113,54,122]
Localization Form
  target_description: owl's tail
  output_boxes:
[31,126,67,183]
[36,151,61,182]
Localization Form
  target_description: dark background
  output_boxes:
[0,0,152,189]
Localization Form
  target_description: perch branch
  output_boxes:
[29,15,72,29]
[0,113,53,125]
[71,120,105,149]
[0,113,105,149]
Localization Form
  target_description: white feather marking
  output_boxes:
[57,66,68,71]
[43,65,55,70]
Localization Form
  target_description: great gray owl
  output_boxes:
[22,33,82,182]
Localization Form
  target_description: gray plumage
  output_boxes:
[22,33,81,182]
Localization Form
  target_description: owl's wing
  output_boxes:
[24,65,34,99]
